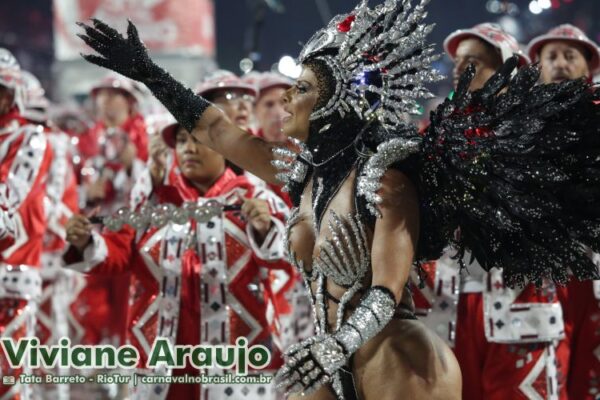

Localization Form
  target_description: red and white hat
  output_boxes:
[194,70,257,98]
[526,24,600,73]
[0,48,25,112]
[90,73,141,102]
[145,112,176,137]
[242,71,292,99]
[444,23,530,66]
[161,122,180,149]
[21,70,50,123]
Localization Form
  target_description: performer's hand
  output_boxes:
[276,286,395,396]
[271,138,310,190]
[149,134,167,186]
[274,335,334,396]
[77,19,154,82]
[242,198,273,241]
[118,141,137,170]
[77,18,214,151]
[65,214,94,252]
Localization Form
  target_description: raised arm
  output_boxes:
[77,19,279,183]
[191,106,279,182]
[63,213,136,275]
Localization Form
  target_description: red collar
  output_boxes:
[0,108,25,129]
[174,168,240,201]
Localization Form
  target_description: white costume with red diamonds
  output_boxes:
[0,109,52,400]
[66,168,291,399]
[412,247,569,400]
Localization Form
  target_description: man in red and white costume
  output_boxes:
[21,69,79,343]
[79,73,149,215]
[70,75,146,360]
[528,24,600,400]
[139,72,304,350]
[411,24,571,400]
[20,69,78,400]
[0,49,52,400]
[64,121,291,399]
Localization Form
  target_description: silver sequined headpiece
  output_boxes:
[298,0,443,129]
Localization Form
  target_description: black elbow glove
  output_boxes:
[77,18,210,132]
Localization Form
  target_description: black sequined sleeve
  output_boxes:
[77,18,211,133]
[143,67,210,133]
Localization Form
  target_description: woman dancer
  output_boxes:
[76,0,600,399]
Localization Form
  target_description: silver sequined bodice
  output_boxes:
[285,206,371,334]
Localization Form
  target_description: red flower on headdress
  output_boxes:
[337,15,356,33]
[363,53,380,62]
[464,127,492,139]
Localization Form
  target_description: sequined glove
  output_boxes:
[271,138,311,193]
[77,19,209,133]
[275,286,396,396]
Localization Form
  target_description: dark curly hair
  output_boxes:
[302,58,336,111]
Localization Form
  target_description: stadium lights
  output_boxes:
[538,0,552,9]
[529,0,543,14]
[278,55,302,79]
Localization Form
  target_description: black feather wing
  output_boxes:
[417,56,600,287]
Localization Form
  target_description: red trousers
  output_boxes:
[566,280,600,400]
[454,293,569,400]
[71,274,130,345]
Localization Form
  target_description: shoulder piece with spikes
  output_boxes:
[357,137,422,217]
[298,0,443,130]
[271,138,312,193]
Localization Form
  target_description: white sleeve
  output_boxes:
[63,231,109,273]
[0,209,17,240]
[246,213,287,261]
[1,125,48,209]
[0,125,48,241]
[129,166,154,210]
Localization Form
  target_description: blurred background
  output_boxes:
[1,0,598,101]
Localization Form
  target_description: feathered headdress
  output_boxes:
[298,0,443,129]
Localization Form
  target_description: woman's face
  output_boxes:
[281,66,320,141]
[174,126,225,185]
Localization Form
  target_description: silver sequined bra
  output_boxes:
[285,207,371,334]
